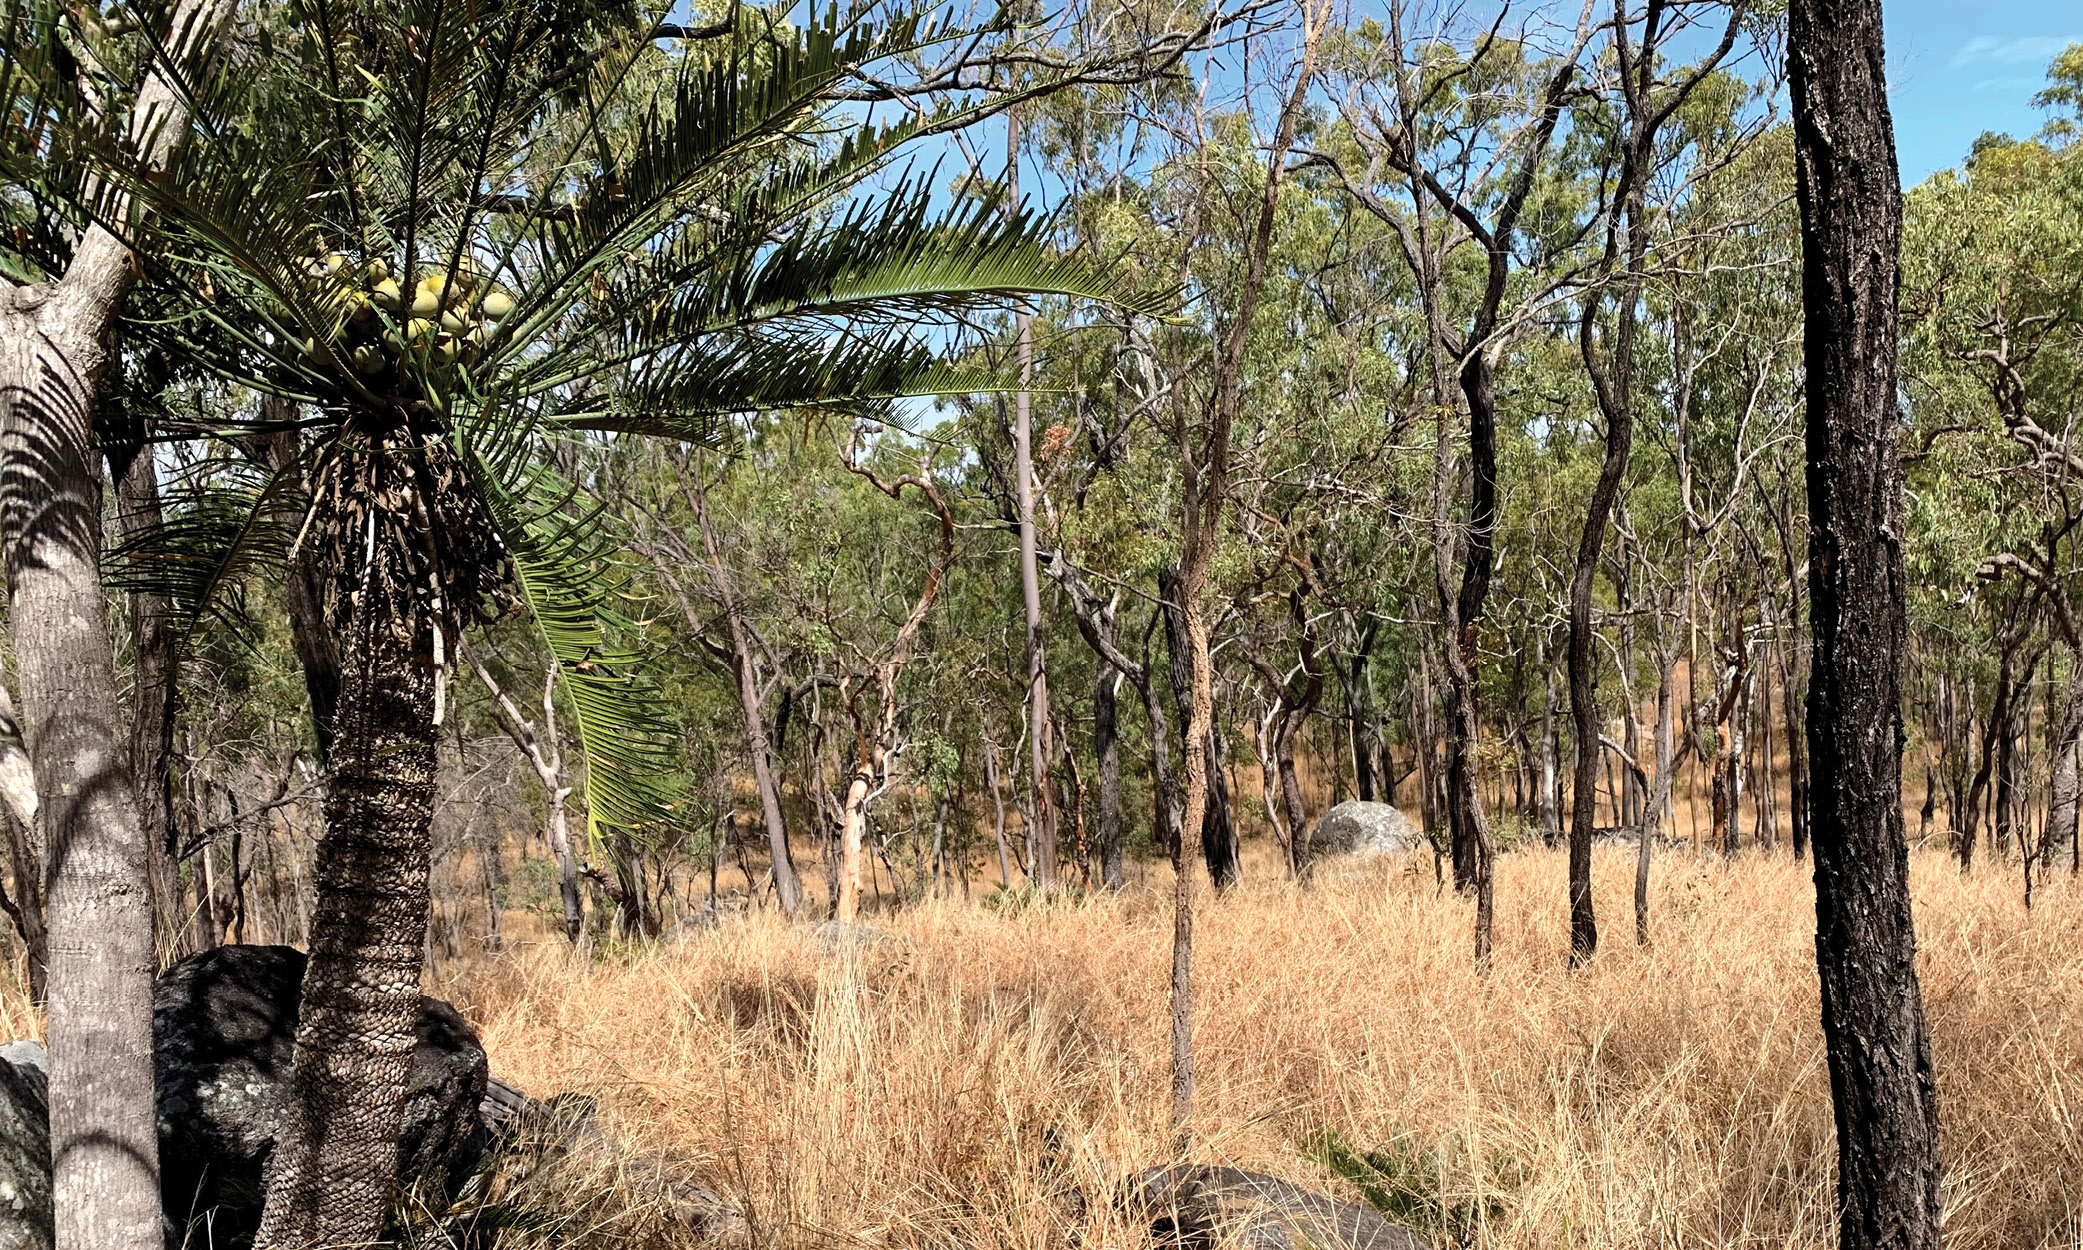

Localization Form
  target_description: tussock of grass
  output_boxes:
[436,848,2083,1249]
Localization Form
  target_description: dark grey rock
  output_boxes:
[0,1043,49,1250]
[1130,1165,1432,1250]
[480,1075,748,1246]
[153,944,488,1237]
[1310,802,1424,858]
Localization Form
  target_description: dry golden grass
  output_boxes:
[431,847,2083,1250]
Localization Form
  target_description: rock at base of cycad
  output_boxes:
[474,1075,752,1247]
[153,943,489,1246]
[1309,802,1424,858]
[1130,1165,1433,1250]
[0,1042,50,1250]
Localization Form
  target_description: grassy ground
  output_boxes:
[429,846,2083,1249]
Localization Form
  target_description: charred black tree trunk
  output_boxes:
[1790,0,1945,1243]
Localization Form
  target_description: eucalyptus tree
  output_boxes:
[1902,111,2083,883]
[1321,3,1595,925]
[1789,0,1944,1242]
[30,0,1168,1240]
[1,0,237,1244]
[1562,0,1747,964]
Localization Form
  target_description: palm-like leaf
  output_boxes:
[16,0,1173,842]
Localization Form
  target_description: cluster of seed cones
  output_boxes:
[295,254,517,392]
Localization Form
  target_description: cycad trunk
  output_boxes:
[256,436,471,1249]
[257,587,436,1249]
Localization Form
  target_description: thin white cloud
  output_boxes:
[1972,75,2049,93]
[1951,34,2080,68]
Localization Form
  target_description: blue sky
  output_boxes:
[1887,0,2079,184]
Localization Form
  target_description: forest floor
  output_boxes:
[430,846,2083,1250]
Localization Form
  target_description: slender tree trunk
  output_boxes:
[1414,660,1439,844]
[1790,0,1944,1240]
[1539,630,1560,843]
[1008,112,1057,894]
[1166,9,1323,1136]
[112,450,185,959]
[985,742,1014,887]
[836,749,876,922]
[1640,640,1678,944]
[1565,407,1626,962]
[467,649,582,942]
[1162,566,1238,889]
[1095,660,1125,890]
[0,2,238,1241]
[1993,650,2037,860]
[688,470,802,916]
[1349,624,1379,802]
[2046,659,2083,869]
[1782,620,1810,857]
[1756,644,1780,852]
[0,194,167,1250]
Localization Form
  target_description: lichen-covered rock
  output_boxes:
[1130,1165,1431,1250]
[1309,802,1424,858]
[153,944,488,1237]
[0,1042,49,1250]
[479,1074,750,1246]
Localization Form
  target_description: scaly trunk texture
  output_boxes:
[1790,0,1945,1243]
[256,428,496,1248]
[257,586,435,1248]
[1009,112,1057,894]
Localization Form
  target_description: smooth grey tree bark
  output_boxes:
[0,658,45,1000]
[0,186,168,1250]
[0,3,235,1245]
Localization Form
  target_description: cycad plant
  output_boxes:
[8,0,1164,1240]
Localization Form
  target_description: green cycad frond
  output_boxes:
[462,416,681,842]
[105,457,300,656]
[34,0,1171,846]
[569,177,1165,355]
[489,13,973,353]
[560,329,986,435]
